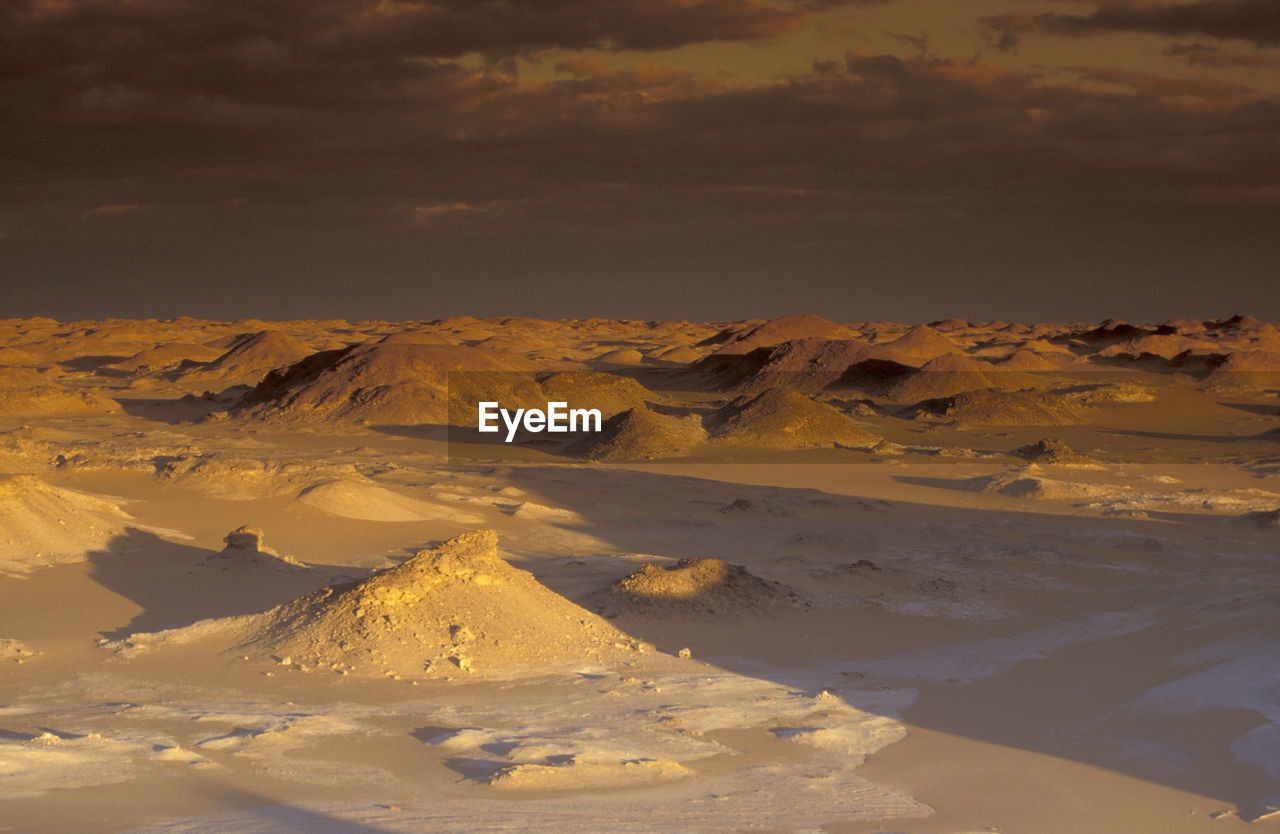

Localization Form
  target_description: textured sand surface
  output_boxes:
[0,314,1278,832]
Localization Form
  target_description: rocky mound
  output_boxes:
[107,343,224,376]
[536,371,665,419]
[830,357,919,393]
[996,348,1071,372]
[179,330,315,387]
[905,389,1082,426]
[1204,350,1280,391]
[707,388,880,450]
[600,558,806,618]
[570,405,707,461]
[1057,382,1157,405]
[1072,319,1157,345]
[231,339,539,426]
[685,338,887,394]
[880,325,964,364]
[963,472,1111,500]
[1206,314,1274,333]
[155,454,360,500]
[712,315,856,355]
[0,475,133,575]
[196,526,308,573]
[883,353,1008,402]
[1099,333,1215,363]
[234,530,634,677]
[1013,439,1090,465]
[649,345,706,364]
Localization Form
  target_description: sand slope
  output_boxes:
[0,475,133,576]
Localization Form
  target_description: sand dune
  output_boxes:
[0,474,133,575]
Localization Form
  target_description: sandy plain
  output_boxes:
[0,313,1277,833]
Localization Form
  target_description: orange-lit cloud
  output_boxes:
[2,0,1278,321]
[984,0,1280,50]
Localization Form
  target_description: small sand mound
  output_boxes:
[1058,382,1157,405]
[1205,350,1280,391]
[883,353,1009,402]
[571,405,706,461]
[684,338,885,394]
[196,526,307,573]
[486,758,689,790]
[108,343,224,375]
[593,348,645,364]
[296,479,482,523]
[234,530,634,677]
[650,345,706,364]
[906,389,1082,426]
[0,475,133,575]
[601,558,806,618]
[175,329,316,389]
[881,325,964,364]
[536,371,665,419]
[997,348,1070,372]
[1013,439,1090,465]
[0,386,121,417]
[212,330,313,369]
[156,454,360,500]
[708,388,880,450]
[712,315,855,355]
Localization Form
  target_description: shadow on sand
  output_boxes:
[81,465,1280,823]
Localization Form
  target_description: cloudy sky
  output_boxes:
[2,0,1278,322]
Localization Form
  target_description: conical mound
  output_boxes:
[1205,350,1280,392]
[905,388,1082,426]
[712,315,855,355]
[881,325,963,363]
[1013,438,1090,464]
[600,558,807,619]
[570,405,706,461]
[178,330,315,387]
[708,388,880,450]
[232,339,539,426]
[683,338,883,393]
[237,530,637,677]
[536,371,666,419]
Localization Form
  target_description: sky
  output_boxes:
[2,0,1278,323]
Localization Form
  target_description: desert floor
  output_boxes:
[1,315,1277,833]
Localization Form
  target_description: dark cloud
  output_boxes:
[2,1,1279,320]
[1164,42,1280,68]
[983,0,1280,50]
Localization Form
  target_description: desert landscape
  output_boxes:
[5,0,1280,830]
[0,313,1278,832]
